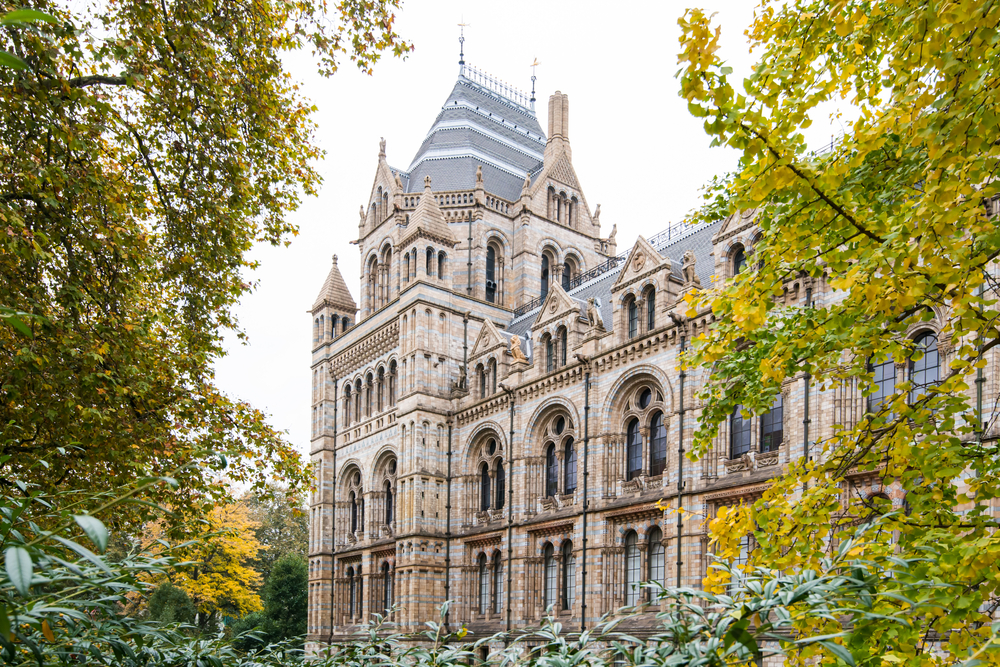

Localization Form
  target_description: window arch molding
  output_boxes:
[615,380,669,481]
[468,427,507,515]
[538,412,578,500]
[525,399,582,456]
[602,367,673,432]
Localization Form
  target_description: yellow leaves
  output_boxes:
[41,619,54,642]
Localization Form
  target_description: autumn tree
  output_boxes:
[0,0,410,528]
[145,503,266,630]
[241,485,308,586]
[677,0,1000,664]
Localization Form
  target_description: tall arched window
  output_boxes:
[347,567,356,620]
[492,552,504,614]
[624,531,640,606]
[350,491,358,532]
[627,296,638,339]
[544,544,557,611]
[733,246,747,275]
[403,254,410,284]
[645,287,656,331]
[486,245,497,303]
[730,406,752,458]
[648,527,665,598]
[546,444,559,497]
[649,411,667,477]
[478,364,486,398]
[384,480,394,525]
[342,316,350,331]
[344,385,352,426]
[559,327,568,367]
[910,333,940,403]
[564,438,577,494]
[389,361,397,406]
[544,334,554,373]
[562,263,571,290]
[626,418,642,480]
[480,464,491,512]
[478,553,489,614]
[495,461,505,510]
[438,251,446,279]
[541,255,550,298]
[562,541,575,611]
[426,247,435,276]
[377,368,385,412]
[489,359,497,395]
[365,373,374,417]
[382,561,393,614]
[868,355,896,414]
[760,395,783,452]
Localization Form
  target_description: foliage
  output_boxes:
[677,0,1000,664]
[0,0,411,530]
[147,582,197,625]
[143,502,265,631]
[241,485,308,586]
[260,553,308,645]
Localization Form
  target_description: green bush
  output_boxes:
[148,582,197,625]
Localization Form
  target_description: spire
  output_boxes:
[312,254,357,313]
[401,175,457,247]
[458,20,469,75]
[530,58,539,111]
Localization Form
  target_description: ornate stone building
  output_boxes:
[306,59,996,656]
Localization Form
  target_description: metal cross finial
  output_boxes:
[530,58,540,110]
[458,20,470,66]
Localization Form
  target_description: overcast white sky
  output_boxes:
[213,0,847,465]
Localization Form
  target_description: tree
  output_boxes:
[146,502,266,630]
[241,485,308,586]
[678,0,1000,664]
[260,553,308,644]
[0,0,410,530]
[147,582,197,625]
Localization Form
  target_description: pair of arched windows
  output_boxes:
[542,541,576,612]
[349,490,364,534]
[542,328,569,373]
[730,395,784,459]
[477,552,504,615]
[626,409,667,480]
[867,332,940,414]
[624,288,656,340]
[486,243,504,304]
[477,359,498,399]
[624,527,664,606]
[479,449,506,513]
[545,439,577,497]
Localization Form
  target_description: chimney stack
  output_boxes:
[547,91,569,141]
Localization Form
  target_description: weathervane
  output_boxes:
[458,19,470,68]
[530,58,540,110]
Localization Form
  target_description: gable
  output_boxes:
[612,235,669,291]
[532,283,582,330]
[470,319,507,360]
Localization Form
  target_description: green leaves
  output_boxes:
[0,9,58,26]
[73,514,109,553]
[4,546,32,596]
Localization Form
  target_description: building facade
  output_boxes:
[306,61,1000,655]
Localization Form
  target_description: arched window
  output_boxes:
[403,254,410,283]
[559,327,568,367]
[564,438,577,494]
[365,373,374,417]
[910,333,940,403]
[562,263,571,290]
[354,379,362,422]
[331,313,338,338]
[478,553,489,614]
[347,567,356,620]
[426,247,435,276]
[541,254,550,299]
[649,411,667,477]
[624,532,640,606]
[382,561,393,614]
[546,444,559,497]
[350,491,358,532]
[492,552,504,614]
[319,315,325,341]
[626,296,638,339]
[645,287,656,331]
[733,246,747,275]
[486,245,497,303]
[760,395,783,452]
[626,418,642,480]
[731,532,755,592]
[478,364,487,398]
[480,463,491,512]
[544,544,557,611]
[342,316,350,331]
[730,406,752,458]
[562,541,575,611]
[438,251,446,279]
[384,480,394,525]
[495,461,505,510]
[389,361,397,406]
[377,368,385,412]
[343,385,352,426]
[868,355,896,414]
[544,334,554,373]
[648,527,665,597]
[489,358,497,395]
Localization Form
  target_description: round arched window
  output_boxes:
[555,416,566,435]
[638,388,652,410]
[388,460,396,475]
[488,438,497,456]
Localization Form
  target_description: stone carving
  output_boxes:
[394,172,403,189]
[682,249,701,287]
[593,203,601,223]
[622,477,644,494]
[608,222,616,242]
[359,204,366,225]
[509,334,527,362]
[378,136,386,158]
[476,164,484,186]
[587,297,604,331]
[724,450,778,474]
[633,251,646,272]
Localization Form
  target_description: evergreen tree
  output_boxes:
[260,553,308,644]
[147,583,197,626]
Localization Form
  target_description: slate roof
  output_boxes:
[394,71,546,202]
[312,255,357,313]
[504,221,722,344]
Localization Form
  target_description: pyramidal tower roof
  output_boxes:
[312,254,357,313]
[396,63,546,202]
